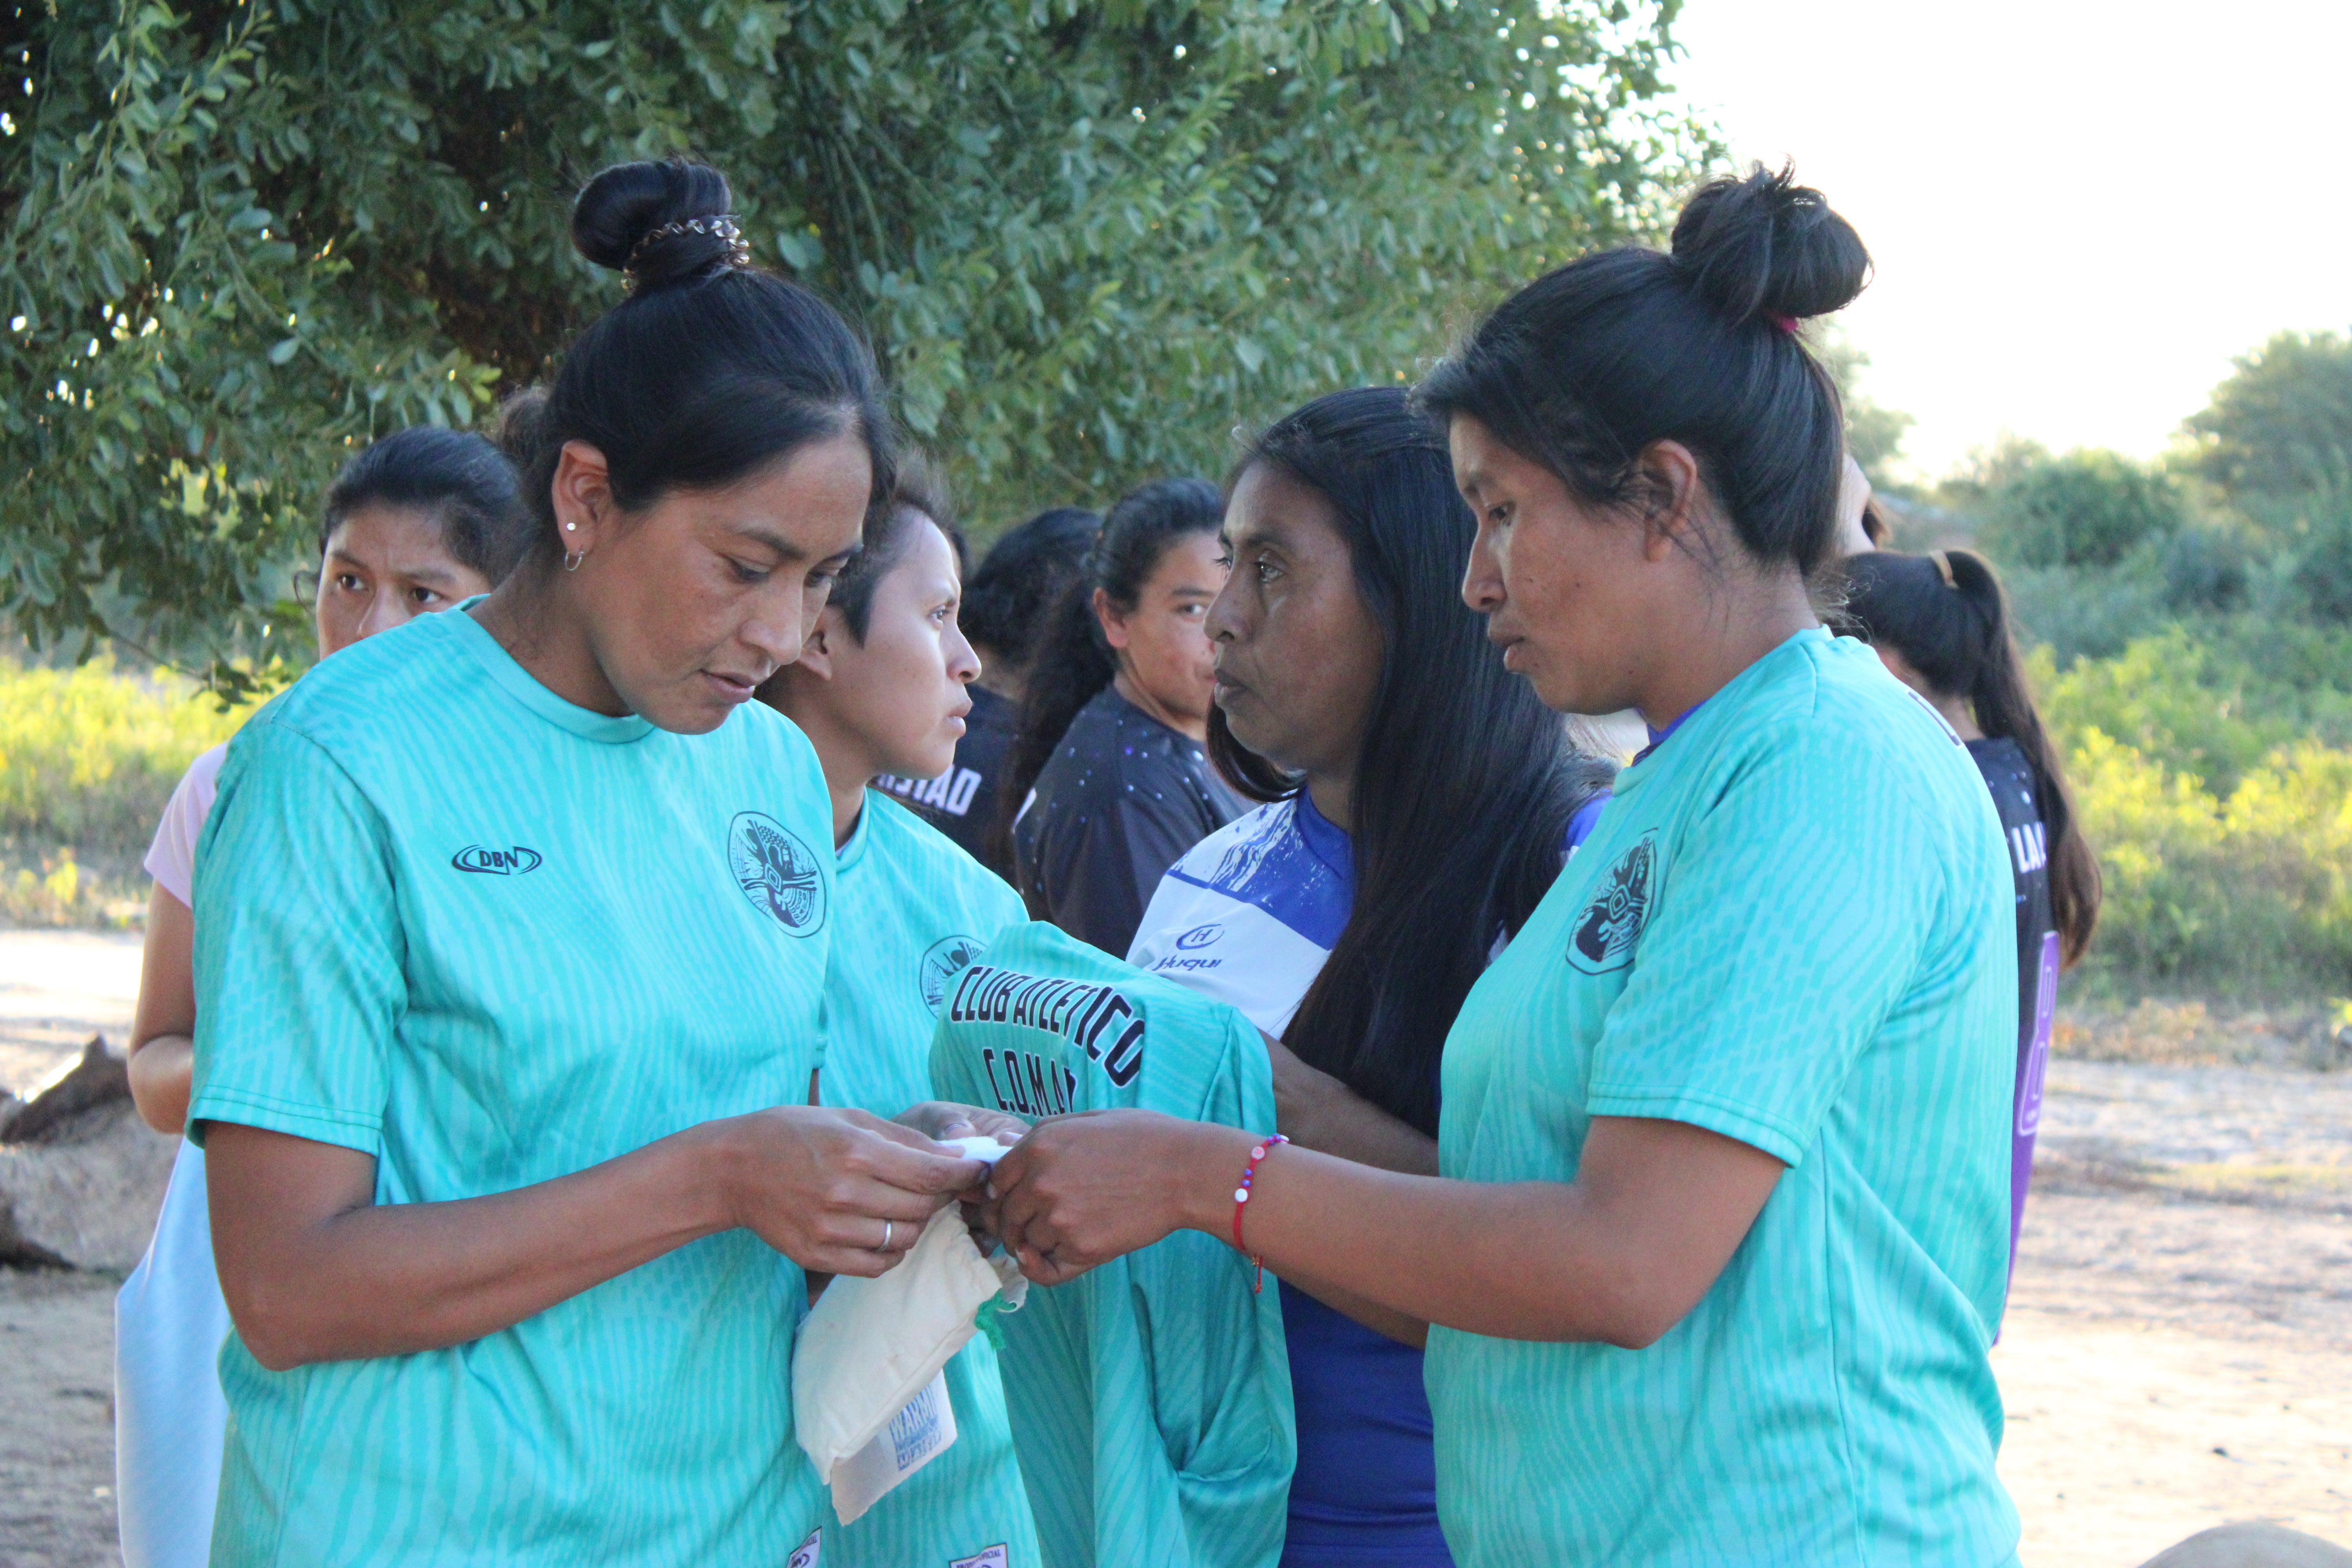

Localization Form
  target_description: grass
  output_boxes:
[0,658,249,927]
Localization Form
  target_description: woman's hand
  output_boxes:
[891,1100,1029,1153]
[717,1106,987,1278]
[983,1110,1254,1285]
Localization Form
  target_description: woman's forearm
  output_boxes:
[991,1112,1783,1347]
[1181,1124,1782,1345]
[207,1120,734,1371]
[127,1034,195,1135]
[1168,1133,1641,1341]
[128,885,198,1135]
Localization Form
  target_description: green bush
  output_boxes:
[1978,446,2184,570]
[2064,729,2352,997]
[2034,636,2352,998]
[0,658,248,863]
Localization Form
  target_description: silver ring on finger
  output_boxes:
[881,1220,893,1251]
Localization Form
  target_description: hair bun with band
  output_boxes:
[1670,163,1870,332]
[572,159,749,292]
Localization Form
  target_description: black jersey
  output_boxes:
[1011,686,1249,957]
[876,683,1018,879]
[1966,737,2059,1270]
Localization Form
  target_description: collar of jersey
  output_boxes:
[837,793,879,872]
[1289,786,1353,885]
[448,599,655,744]
[1611,626,1828,799]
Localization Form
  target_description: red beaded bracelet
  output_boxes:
[1230,1133,1289,1294]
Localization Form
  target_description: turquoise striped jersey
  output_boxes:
[187,606,838,1567]
[928,922,1294,1568]
[1427,630,2022,1567]
[810,791,1040,1568]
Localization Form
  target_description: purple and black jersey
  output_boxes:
[1967,736,2060,1272]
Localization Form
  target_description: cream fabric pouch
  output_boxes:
[793,1136,1027,1523]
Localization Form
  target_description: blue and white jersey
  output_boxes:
[1126,794,1352,1035]
[1128,790,1609,1032]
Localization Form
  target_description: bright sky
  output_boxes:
[1661,0,2352,483]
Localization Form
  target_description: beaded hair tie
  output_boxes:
[624,214,751,283]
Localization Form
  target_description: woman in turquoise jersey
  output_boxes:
[188,159,987,1566]
[985,168,2025,1567]
[759,470,1042,1567]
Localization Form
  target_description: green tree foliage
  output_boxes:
[2181,331,2352,618]
[1813,328,1911,487]
[2185,329,2352,507]
[1,0,1710,694]
[1969,440,2184,570]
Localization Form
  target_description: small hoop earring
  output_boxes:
[563,549,586,573]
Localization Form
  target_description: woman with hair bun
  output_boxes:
[186,159,989,1565]
[115,421,531,1568]
[982,168,2025,1566]
[1840,546,2101,1271]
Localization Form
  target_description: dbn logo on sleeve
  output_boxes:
[450,844,542,875]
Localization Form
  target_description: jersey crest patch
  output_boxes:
[1567,833,1656,974]
[919,934,986,1010]
[727,811,826,936]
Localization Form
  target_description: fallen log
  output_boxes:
[0,1037,178,1270]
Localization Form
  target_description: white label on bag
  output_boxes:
[951,1548,1009,1568]
[828,1370,958,1524]
[787,1526,821,1566]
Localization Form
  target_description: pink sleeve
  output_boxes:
[142,742,229,907]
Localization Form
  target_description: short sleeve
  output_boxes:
[186,719,405,1154]
[142,742,229,907]
[1584,733,1939,1165]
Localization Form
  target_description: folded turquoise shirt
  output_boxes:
[930,920,1294,1568]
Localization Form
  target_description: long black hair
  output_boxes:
[1214,388,1615,1137]
[319,425,533,584]
[961,506,1103,670]
[501,159,894,564]
[991,478,1223,861]
[1838,548,2102,967]
[1417,164,1869,577]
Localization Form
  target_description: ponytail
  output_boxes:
[988,477,1225,868]
[1838,548,2102,967]
[989,580,1119,868]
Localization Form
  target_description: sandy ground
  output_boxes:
[0,930,143,1101]
[2,934,2347,1567]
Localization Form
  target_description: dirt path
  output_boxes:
[0,1269,118,1568]
[1,934,2347,1566]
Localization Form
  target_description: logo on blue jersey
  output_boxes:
[1174,922,1224,951]
[919,934,985,1010]
[1567,833,1655,974]
[727,811,826,936]
[451,844,542,876]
